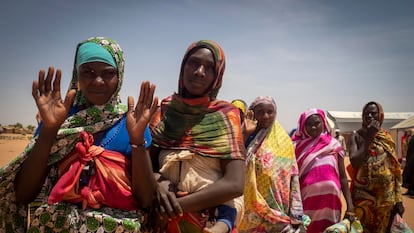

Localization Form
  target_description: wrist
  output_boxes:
[130,140,146,149]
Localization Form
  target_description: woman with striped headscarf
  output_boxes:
[349,101,405,233]
[0,36,158,232]
[239,96,310,233]
[149,40,246,233]
[292,108,354,233]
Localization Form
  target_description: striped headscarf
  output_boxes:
[178,40,225,101]
[151,40,245,160]
[291,108,344,176]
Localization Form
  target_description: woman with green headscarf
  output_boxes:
[0,36,158,232]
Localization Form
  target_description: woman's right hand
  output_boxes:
[32,67,76,130]
[244,110,257,136]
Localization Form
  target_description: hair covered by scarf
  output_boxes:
[50,36,127,164]
[0,36,127,232]
[245,96,277,162]
[291,108,344,173]
[292,108,330,139]
[151,40,245,160]
[362,101,385,126]
[249,96,277,114]
[178,40,225,100]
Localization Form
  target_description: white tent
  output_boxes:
[389,115,414,161]
[390,115,414,130]
[326,111,414,160]
[326,111,414,133]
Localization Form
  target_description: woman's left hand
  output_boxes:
[126,81,158,144]
[154,177,183,220]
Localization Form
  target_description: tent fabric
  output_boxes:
[390,115,414,129]
[326,111,414,133]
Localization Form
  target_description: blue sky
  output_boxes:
[1,0,414,131]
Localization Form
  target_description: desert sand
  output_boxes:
[1,133,413,229]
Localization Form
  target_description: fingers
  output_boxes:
[137,81,157,111]
[44,66,54,94]
[36,67,59,97]
[150,96,159,115]
[52,69,62,99]
[37,69,46,96]
[127,96,135,114]
[32,80,39,100]
[64,89,76,110]
[136,81,149,111]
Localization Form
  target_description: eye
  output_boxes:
[102,70,117,80]
[186,58,199,68]
[80,68,95,78]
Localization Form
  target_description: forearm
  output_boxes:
[178,160,245,213]
[340,177,354,211]
[178,177,243,213]
[131,146,157,208]
[349,145,369,168]
[394,160,403,202]
[14,127,58,204]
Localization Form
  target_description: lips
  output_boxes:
[189,79,205,87]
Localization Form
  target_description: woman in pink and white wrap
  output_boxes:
[292,108,354,233]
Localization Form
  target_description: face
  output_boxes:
[182,48,216,98]
[253,103,275,129]
[362,103,379,128]
[305,114,323,138]
[78,61,118,105]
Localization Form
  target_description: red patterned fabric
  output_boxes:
[48,131,138,210]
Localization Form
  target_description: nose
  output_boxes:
[194,65,206,77]
[92,75,105,84]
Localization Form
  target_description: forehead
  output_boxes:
[306,114,322,123]
[254,103,275,111]
[363,104,378,113]
[187,48,214,62]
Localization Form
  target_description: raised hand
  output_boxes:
[32,67,76,130]
[366,119,380,140]
[244,110,258,136]
[126,81,158,144]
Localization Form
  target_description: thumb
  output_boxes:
[64,89,76,110]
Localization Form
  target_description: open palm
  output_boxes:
[32,67,75,130]
[126,81,158,144]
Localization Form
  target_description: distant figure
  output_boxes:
[403,134,414,196]
[402,129,413,162]
[335,129,347,155]
[231,99,248,125]
[348,101,404,233]
[239,96,310,232]
[292,109,354,233]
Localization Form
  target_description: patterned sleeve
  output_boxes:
[392,157,403,202]
[289,171,304,220]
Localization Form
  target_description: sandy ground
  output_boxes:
[1,133,413,229]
